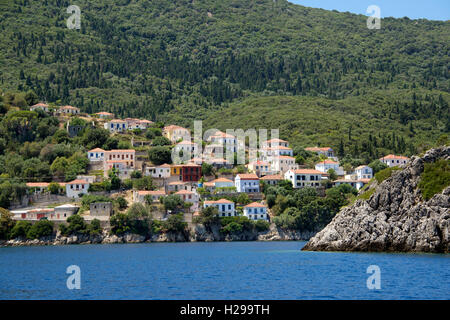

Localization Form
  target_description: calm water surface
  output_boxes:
[0,241,448,300]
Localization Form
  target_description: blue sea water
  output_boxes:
[0,241,448,300]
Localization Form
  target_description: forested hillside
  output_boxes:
[0,0,449,156]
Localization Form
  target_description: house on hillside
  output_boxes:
[65,179,90,198]
[95,112,114,119]
[104,119,128,133]
[145,164,171,179]
[260,175,283,186]
[163,125,191,143]
[30,103,49,113]
[57,105,80,115]
[133,190,167,203]
[315,160,345,176]
[235,174,260,193]
[87,148,105,162]
[247,160,272,177]
[243,202,269,221]
[207,131,237,153]
[203,199,236,217]
[305,147,335,159]
[380,155,410,167]
[284,169,323,189]
[262,138,289,149]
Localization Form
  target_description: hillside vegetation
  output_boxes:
[0,0,449,156]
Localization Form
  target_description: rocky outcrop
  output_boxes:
[303,147,450,253]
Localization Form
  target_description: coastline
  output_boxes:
[0,225,316,247]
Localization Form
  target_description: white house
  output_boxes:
[203,199,236,217]
[262,138,289,149]
[334,179,368,191]
[58,105,80,115]
[284,169,323,189]
[354,165,373,180]
[247,160,273,177]
[133,190,167,203]
[87,148,105,162]
[174,140,199,158]
[260,175,283,186]
[235,174,260,193]
[30,103,49,113]
[261,146,294,159]
[125,118,154,130]
[380,155,410,167]
[145,163,171,178]
[243,202,269,221]
[65,179,90,198]
[95,112,114,119]
[104,119,128,133]
[11,204,78,222]
[207,131,237,153]
[305,147,336,159]
[315,160,345,176]
[271,156,298,174]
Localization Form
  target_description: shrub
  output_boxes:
[418,160,450,200]
[161,213,187,233]
[27,220,54,239]
[254,220,270,232]
[115,197,128,210]
[0,208,15,240]
[375,166,401,183]
[10,220,32,239]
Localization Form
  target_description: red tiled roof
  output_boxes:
[244,202,267,208]
[260,175,283,180]
[292,169,323,175]
[236,174,259,180]
[66,179,89,185]
[380,154,409,160]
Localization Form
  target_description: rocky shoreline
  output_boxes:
[0,224,316,247]
[303,147,450,253]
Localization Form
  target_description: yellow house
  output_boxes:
[171,165,183,176]
[163,125,191,143]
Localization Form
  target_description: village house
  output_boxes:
[30,103,49,113]
[262,138,289,149]
[260,174,283,186]
[204,143,225,158]
[285,169,324,189]
[125,118,154,130]
[11,204,79,222]
[271,155,298,174]
[247,160,273,177]
[103,149,135,179]
[207,131,237,153]
[354,165,373,180]
[205,157,233,169]
[133,190,167,203]
[203,178,235,193]
[26,182,50,194]
[333,179,369,191]
[65,179,90,198]
[174,140,199,159]
[57,105,80,115]
[89,202,113,217]
[95,112,114,119]
[163,125,191,143]
[380,155,410,167]
[87,148,105,162]
[168,181,194,193]
[261,146,294,159]
[243,202,269,221]
[315,160,345,176]
[175,190,200,211]
[235,174,260,193]
[306,147,336,159]
[171,164,202,182]
[203,199,236,217]
[104,119,128,133]
[145,163,171,178]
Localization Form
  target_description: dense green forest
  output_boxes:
[0,0,449,156]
